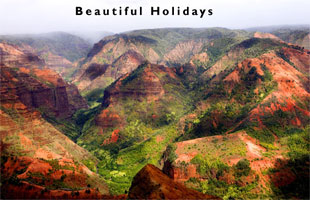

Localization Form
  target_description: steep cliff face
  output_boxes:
[163,40,205,64]
[0,42,87,118]
[75,50,145,91]
[112,50,146,78]
[0,41,73,78]
[103,63,173,105]
[1,67,66,116]
[93,62,180,132]
[0,41,108,199]
[73,28,250,92]
[0,42,45,69]
[128,164,219,199]
[40,51,76,78]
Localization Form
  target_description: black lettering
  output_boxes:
[86,9,92,15]
[131,9,137,15]
[76,7,83,15]
[103,9,109,15]
[208,9,213,15]
[200,9,206,18]
[112,8,117,15]
[95,9,100,15]
[151,7,160,15]
[163,9,169,15]
[183,7,189,15]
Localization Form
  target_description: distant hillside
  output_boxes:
[246,25,310,49]
[246,24,310,32]
[0,32,91,62]
[72,31,114,44]
[271,29,310,49]
[73,28,250,92]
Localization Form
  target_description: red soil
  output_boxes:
[95,109,123,129]
[102,129,120,145]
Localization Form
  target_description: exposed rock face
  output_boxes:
[190,52,209,65]
[0,42,45,68]
[103,63,179,105]
[0,42,87,118]
[40,51,76,78]
[66,84,88,111]
[201,43,244,79]
[0,42,102,196]
[254,32,282,41]
[1,67,66,115]
[112,50,146,78]
[279,47,310,75]
[74,49,145,91]
[73,29,243,92]
[128,164,219,199]
[95,109,123,129]
[238,52,310,128]
[163,40,205,64]
[163,161,199,182]
[0,33,90,79]
[0,108,109,198]
[0,66,85,118]
[162,45,310,189]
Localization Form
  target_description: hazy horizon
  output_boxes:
[1,0,309,35]
[0,24,309,37]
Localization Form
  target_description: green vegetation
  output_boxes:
[74,63,194,194]
[3,28,308,199]
[166,144,178,163]
[82,88,105,108]
[272,29,310,49]
[93,126,179,194]
[234,159,251,177]
[202,37,245,67]
[267,126,310,199]
[180,55,278,140]
[68,35,308,197]
[239,38,285,58]
[43,114,82,142]
[0,32,91,61]
[187,155,259,199]
[191,154,229,177]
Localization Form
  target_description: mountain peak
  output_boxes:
[128,164,219,199]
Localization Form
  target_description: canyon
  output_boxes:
[1,26,309,199]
